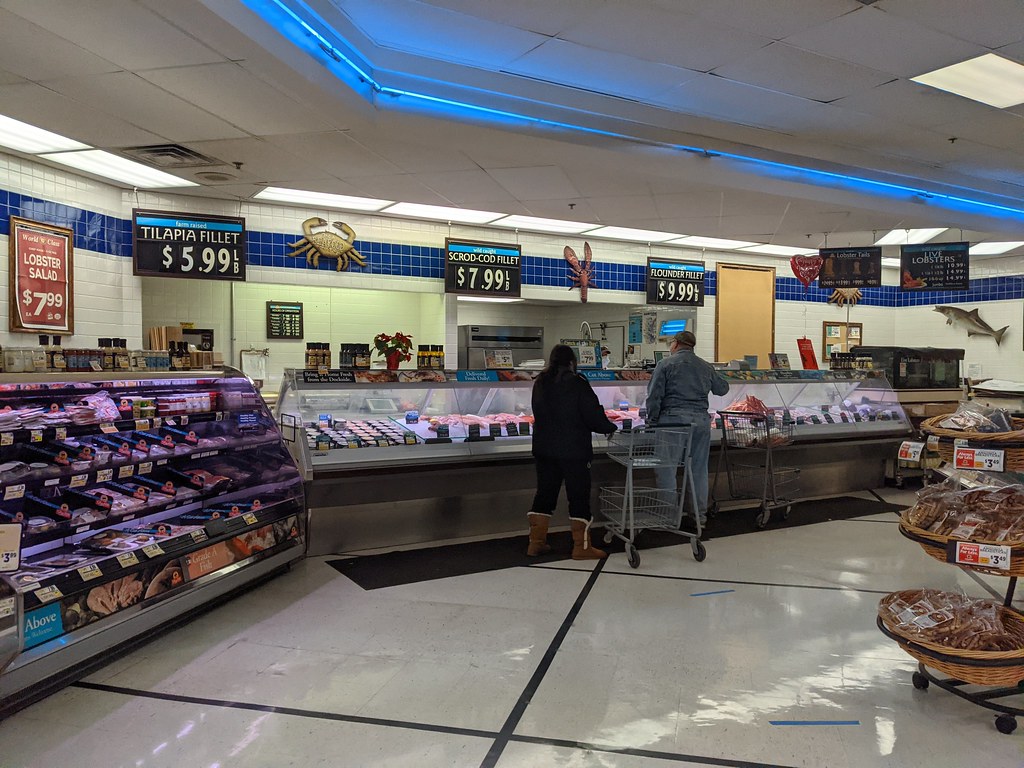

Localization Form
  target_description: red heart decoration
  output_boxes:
[790,256,823,290]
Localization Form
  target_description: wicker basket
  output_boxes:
[898,519,1024,577]
[920,415,1024,470]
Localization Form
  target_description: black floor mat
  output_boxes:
[327,495,904,590]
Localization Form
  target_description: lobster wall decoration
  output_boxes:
[287,217,366,271]
[564,241,595,303]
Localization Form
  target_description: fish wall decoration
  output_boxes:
[934,306,1009,345]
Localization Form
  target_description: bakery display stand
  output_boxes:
[0,370,306,714]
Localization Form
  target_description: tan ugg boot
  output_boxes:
[527,512,552,556]
[570,518,607,560]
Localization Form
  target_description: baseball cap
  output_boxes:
[673,330,696,348]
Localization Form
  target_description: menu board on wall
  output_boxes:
[9,216,74,334]
[444,239,522,298]
[266,302,304,339]
[818,247,882,288]
[900,242,969,291]
[645,258,705,306]
[133,209,247,281]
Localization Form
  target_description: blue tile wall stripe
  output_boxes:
[3,186,1023,304]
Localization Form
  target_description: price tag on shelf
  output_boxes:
[954,447,1005,472]
[70,473,88,488]
[142,543,165,558]
[138,462,152,475]
[30,429,43,443]
[135,420,150,431]
[100,423,118,434]
[34,585,63,603]
[0,524,22,572]
[4,484,25,501]
[954,438,969,448]
[926,435,940,451]
[153,418,162,428]
[55,427,67,441]
[242,512,258,525]
[77,563,103,581]
[44,478,59,487]
[898,442,924,462]
[0,596,15,618]
[96,469,113,482]
[76,525,90,534]
[191,529,208,543]
[116,552,140,568]
[119,465,135,479]
[950,541,1011,571]
[181,415,189,426]
[0,433,12,446]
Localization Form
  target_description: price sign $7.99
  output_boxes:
[162,244,242,276]
[656,280,699,303]
[454,265,512,292]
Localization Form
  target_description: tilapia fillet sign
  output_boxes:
[934,306,1009,345]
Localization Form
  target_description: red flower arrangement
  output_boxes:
[373,331,414,369]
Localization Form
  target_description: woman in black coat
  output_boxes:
[527,344,617,559]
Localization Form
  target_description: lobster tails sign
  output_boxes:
[645,258,705,306]
[133,209,246,281]
[444,239,521,298]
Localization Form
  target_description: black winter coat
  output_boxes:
[531,371,617,460]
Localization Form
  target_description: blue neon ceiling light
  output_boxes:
[249,0,1024,223]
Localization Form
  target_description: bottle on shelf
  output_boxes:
[98,338,114,371]
[50,336,66,373]
[433,344,445,370]
[33,336,50,373]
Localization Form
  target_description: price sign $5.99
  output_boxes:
[162,244,242,276]
[454,265,512,292]
[656,280,699,303]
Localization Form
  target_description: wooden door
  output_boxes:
[715,264,775,365]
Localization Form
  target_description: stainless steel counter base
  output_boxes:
[306,437,904,554]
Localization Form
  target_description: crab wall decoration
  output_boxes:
[828,287,862,307]
[564,241,596,303]
[287,217,366,271]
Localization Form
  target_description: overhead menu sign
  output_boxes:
[819,247,882,288]
[645,258,705,306]
[133,209,247,281]
[445,239,521,298]
[266,301,303,339]
[899,241,969,291]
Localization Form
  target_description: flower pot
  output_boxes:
[385,350,401,370]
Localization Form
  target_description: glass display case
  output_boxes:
[0,370,305,711]
[275,368,911,475]
[851,346,964,389]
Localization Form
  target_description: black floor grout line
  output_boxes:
[71,681,496,739]
[509,734,801,768]
[478,559,607,768]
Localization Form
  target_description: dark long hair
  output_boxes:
[538,344,577,386]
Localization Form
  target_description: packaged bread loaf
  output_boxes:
[879,589,1024,652]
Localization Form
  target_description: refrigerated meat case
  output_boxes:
[275,367,910,553]
[0,370,305,714]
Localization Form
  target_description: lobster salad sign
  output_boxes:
[132,209,246,281]
[445,239,521,298]
[645,258,705,306]
[9,216,74,334]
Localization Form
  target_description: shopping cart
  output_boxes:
[711,410,800,529]
[597,426,707,568]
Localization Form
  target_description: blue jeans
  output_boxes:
[653,410,711,521]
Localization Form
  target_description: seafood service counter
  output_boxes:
[275,367,911,553]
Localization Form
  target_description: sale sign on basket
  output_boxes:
[9,216,74,334]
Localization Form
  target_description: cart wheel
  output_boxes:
[708,501,719,519]
[627,544,640,569]
[755,506,770,529]
[603,531,614,544]
[692,540,707,562]
[782,505,791,521]
[995,714,1017,735]
[911,672,929,690]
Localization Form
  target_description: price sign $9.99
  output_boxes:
[656,280,700,303]
[161,244,242,276]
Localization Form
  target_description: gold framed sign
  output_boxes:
[9,216,74,335]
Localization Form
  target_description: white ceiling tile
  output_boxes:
[41,72,247,143]
[344,174,453,205]
[876,0,1024,49]
[0,9,119,80]
[413,0,599,37]
[712,42,894,102]
[139,63,333,136]
[486,166,580,201]
[182,138,336,183]
[830,79,998,129]
[263,132,404,178]
[678,0,858,40]
[563,168,652,197]
[414,169,515,204]
[505,39,696,101]
[0,67,26,86]
[141,0,271,61]
[781,6,985,77]
[657,74,824,130]
[558,5,771,73]
[510,198,601,222]
[343,131,480,174]
[585,195,660,221]
[4,0,225,70]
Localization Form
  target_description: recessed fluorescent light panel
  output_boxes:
[0,114,90,154]
[739,244,816,257]
[39,149,197,188]
[455,296,524,303]
[874,228,946,245]
[668,236,758,250]
[881,257,902,267]
[490,215,596,234]
[382,202,504,224]
[585,226,684,243]
[912,54,1024,108]
[255,186,392,211]
[969,241,1024,255]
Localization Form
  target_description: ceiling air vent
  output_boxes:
[120,144,224,169]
